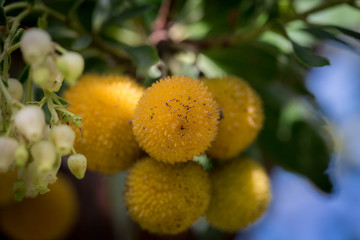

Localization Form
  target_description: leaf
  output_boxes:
[92,0,112,33]
[37,15,48,29]
[11,28,24,45]
[0,0,7,29]
[72,35,92,50]
[106,40,159,67]
[18,65,30,84]
[303,27,352,49]
[106,4,154,25]
[330,25,360,40]
[291,41,330,67]
[257,87,333,193]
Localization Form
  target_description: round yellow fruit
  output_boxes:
[0,171,17,207]
[133,76,219,164]
[124,157,211,234]
[203,77,264,160]
[206,158,271,232]
[0,175,78,240]
[64,74,144,174]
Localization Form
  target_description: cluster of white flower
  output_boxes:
[0,28,87,201]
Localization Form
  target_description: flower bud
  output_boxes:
[56,52,84,85]
[51,125,75,155]
[71,115,82,127]
[20,28,52,64]
[13,179,26,202]
[0,137,18,172]
[68,154,87,179]
[7,78,23,101]
[14,106,45,142]
[30,140,56,172]
[31,56,64,92]
[15,143,28,167]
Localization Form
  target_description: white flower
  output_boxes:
[14,106,45,142]
[51,124,75,155]
[56,52,84,85]
[20,28,52,64]
[30,140,56,172]
[68,154,87,179]
[0,137,19,172]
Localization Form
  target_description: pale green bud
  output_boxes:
[68,154,87,179]
[56,52,84,85]
[13,179,26,202]
[0,137,19,172]
[15,143,28,167]
[30,140,56,172]
[7,78,24,101]
[51,124,75,155]
[14,106,45,142]
[31,56,64,92]
[20,28,52,64]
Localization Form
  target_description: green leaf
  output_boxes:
[72,35,92,50]
[303,27,352,49]
[106,39,159,67]
[330,25,360,40]
[106,4,154,25]
[37,15,48,29]
[291,41,330,67]
[92,0,112,33]
[0,0,7,29]
[19,65,30,84]
[11,28,24,45]
[257,87,332,193]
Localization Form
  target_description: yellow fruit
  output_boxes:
[0,171,17,207]
[64,74,144,174]
[206,158,271,232]
[0,175,78,240]
[203,77,264,160]
[124,157,211,235]
[133,76,219,164]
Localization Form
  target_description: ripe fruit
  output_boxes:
[133,76,220,164]
[124,157,211,235]
[206,158,271,232]
[203,77,264,160]
[0,175,78,240]
[63,74,144,174]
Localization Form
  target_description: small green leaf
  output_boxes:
[0,0,7,29]
[106,4,154,25]
[330,25,360,40]
[291,41,330,67]
[19,65,30,84]
[72,35,92,50]
[11,28,25,45]
[303,27,352,49]
[56,96,71,106]
[37,15,48,29]
[92,0,112,33]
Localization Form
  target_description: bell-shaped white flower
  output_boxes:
[20,28,52,64]
[30,140,56,172]
[51,124,75,156]
[14,106,45,142]
[56,51,84,85]
[31,56,64,92]
[0,137,18,172]
[68,154,87,179]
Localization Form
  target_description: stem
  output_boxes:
[53,43,67,54]
[6,42,21,55]
[0,78,14,107]
[45,91,59,125]
[33,4,67,22]
[4,1,29,13]
[54,107,76,117]
[26,72,32,103]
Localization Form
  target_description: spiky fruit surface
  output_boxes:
[204,77,264,160]
[64,74,144,174]
[125,157,211,235]
[133,76,219,164]
[0,171,17,207]
[206,158,271,232]
[0,175,78,240]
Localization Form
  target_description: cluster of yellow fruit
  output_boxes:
[0,173,78,240]
[64,74,271,235]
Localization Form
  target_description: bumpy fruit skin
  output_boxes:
[206,158,271,232]
[203,77,264,160]
[133,76,219,164]
[0,171,18,207]
[64,74,144,174]
[124,157,211,235]
[0,175,78,240]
